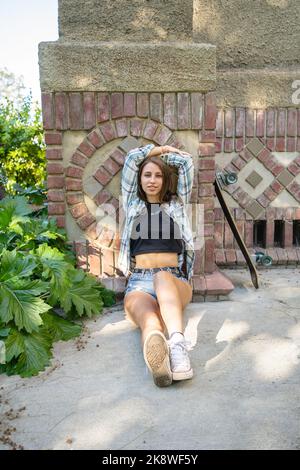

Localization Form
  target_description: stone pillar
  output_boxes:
[39,0,234,299]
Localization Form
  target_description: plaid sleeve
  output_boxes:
[161,153,194,204]
[121,144,155,210]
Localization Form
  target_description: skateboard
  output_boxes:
[214,170,259,289]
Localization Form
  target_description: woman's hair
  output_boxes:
[137,155,177,203]
[137,156,177,204]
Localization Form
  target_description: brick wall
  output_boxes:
[214,107,300,267]
[42,91,219,290]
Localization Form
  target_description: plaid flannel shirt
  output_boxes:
[117,144,195,281]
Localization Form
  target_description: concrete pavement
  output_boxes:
[1,267,300,450]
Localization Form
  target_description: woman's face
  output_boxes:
[140,161,163,201]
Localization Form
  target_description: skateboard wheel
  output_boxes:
[260,255,272,267]
[225,173,238,185]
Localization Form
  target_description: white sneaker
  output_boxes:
[143,330,172,387]
[168,339,193,381]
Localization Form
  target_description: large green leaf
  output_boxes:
[35,244,71,304]
[4,327,52,377]
[42,311,81,341]
[0,280,51,332]
[0,249,36,281]
[60,269,103,317]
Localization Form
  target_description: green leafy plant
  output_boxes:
[0,195,116,377]
[0,93,46,193]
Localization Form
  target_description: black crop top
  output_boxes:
[130,202,183,256]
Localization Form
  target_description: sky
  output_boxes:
[0,0,58,105]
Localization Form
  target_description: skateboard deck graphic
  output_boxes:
[214,172,259,289]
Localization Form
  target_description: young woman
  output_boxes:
[118,143,195,387]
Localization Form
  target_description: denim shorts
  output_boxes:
[124,266,190,301]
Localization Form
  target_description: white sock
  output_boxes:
[169,332,185,344]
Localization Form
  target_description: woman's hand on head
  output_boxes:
[162,145,192,157]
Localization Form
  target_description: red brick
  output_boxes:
[198,143,215,156]
[47,162,64,174]
[191,93,203,129]
[244,220,253,247]
[94,167,112,186]
[48,203,65,215]
[270,163,285,177]
[46,148,62,160]
[47,176,64,189]
[193,249,205,276]
[224,138,234,152]
[83,92,96,130]
[144,120,159,140]
[204,210,214,223]
[97,93,110,122]
[266,218,274,247]
[276,108,286,137]
[235,137,244,152]
[150,93,163,122]
[239,148,253,162]
[198,158,215,170]
[215,248,226,264]
[70,203,89,219]
[205,271,234,295]
[204,92,217,130]
[257,147,271,164]
[198,185,214,197]
[246,109,254,137]
[287,162,300,176]
[214,137,222,152]
[270,180,284,194]
[87,244,101,276]
[44,132,62,145]
[124,93,136,117]
[286,248,298,265]
[198,197,215,210]
[71,151,88,168]
[69,93,83,130]
[256,110,265,137]
[110,148,126,166]
[111,93,123,119]
[287,108,297,136]
[266,138,275,151]
[177,93,190,129]
[100,122,117,141]
[47,190,65,202]
[55,93,68,130]
[164,93,177,129]
[231,155,247,170]
[275,137,285,151]
[78,139,95,158]
[137,93,149,118]
[224,109,234,137]
[234,208,245,220]
[204,224,214,237]
[263,187,277,202]
[199,130,216,142]
[257,193,271,208]
[287,137,296,152]
[198,170,215,183]
[104,157,120,176]
[65,178,82,191]
[266,109,275,136]
[115,118,128,137]
[224,220,234,248]
[41,93,54,129]
[216,109,223,137]
[93,189,112,206]
[66,193,84,205]
[235,108,245,137]
[214,221,224,248]
[65,166,83,179]
[87,129,105,148]
[225,249,236,264]
[77,214,96,230]
[153,125,172,145]
[130,118,144,137]
[204,238,215,273]
[276,248,288,265]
